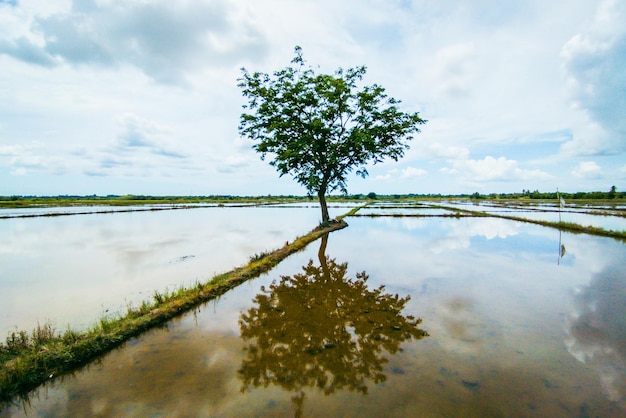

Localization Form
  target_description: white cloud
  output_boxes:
[571,161,602,179]
[0,0,268,84]
[560,0,626,155]
[400,167,427,179]
[4,146,69,176]
[426,142,470,160]
[114,114,185,158]
[0,143,27,156]
[560,121,615,157]
[373,166,427,181]
[429,42,477,98]
[442,156,552,182]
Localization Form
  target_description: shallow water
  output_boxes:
[0,206,346,336]
[356,207,455,216]
[3,215,625,417]
[431,201,626,231]
[0,203,249,218]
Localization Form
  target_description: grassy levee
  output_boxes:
[425,205,626,241]
[0,219,348,402]
[491,214,626,241]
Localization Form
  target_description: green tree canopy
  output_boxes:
[238,46,426,222]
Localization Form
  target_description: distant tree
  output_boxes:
[608,185,617,199]
[238,46,426,223]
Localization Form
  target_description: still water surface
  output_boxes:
[3,215,625,417]
[432,201,626,231]
[0,206,345,336]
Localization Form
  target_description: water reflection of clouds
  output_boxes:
[346,218,525,288]
[8,215,626,416]
[0,207,323,336]
[102,237,187,275]
[427,235,470,253]
[436,297,485,356]
[429,218,519,254]
[0,219,58,256]
[566,264,626,406]
[398,217,428,230]
[460,218,519,240]
[12,329,245,417]
[559,234,624,274]
[374,216,519,241]
[374,217,519,248]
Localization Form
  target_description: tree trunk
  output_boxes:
[317,189,330,223]
[317,233,330,278]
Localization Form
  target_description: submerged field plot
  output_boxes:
[1,200,625,416]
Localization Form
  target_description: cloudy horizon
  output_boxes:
[1,0,624,196]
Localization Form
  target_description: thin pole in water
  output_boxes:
[558,229,562,265]
[556,188,566,265]
[557,188,562,223]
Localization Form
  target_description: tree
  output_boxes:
[608,185,617,199]
[238,46,426,223]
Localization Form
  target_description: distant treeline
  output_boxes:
[469,186,622,200]
[0,194,286,201]
[0,188,623,206]
[0,194,308,207]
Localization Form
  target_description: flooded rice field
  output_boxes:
[361,200,626,232]
[1,203,625,416]
[431,201,626,231]
[0,205,348,336]
[0,204,218,219]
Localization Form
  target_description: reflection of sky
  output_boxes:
[357,208,454,216]
[467,227,556,257]
[320,218,623,352]
[0,202,357,219]
[566,264,626,405]
[0,207,323,336]
[343,218,625,407]
[7,215,626,416]
[0,204,222,218]
[434,201,626,231]
[368,216,525,256]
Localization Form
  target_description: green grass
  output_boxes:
[0,219,348,402]
[336,203,368,219]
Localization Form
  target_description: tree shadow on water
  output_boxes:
[238,234,429,416]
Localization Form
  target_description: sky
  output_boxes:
[0,0,624,196]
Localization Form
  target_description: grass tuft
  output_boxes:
[249,251,270,262]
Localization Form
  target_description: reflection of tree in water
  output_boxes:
[566,264,626,407]
[238,235,428,416]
